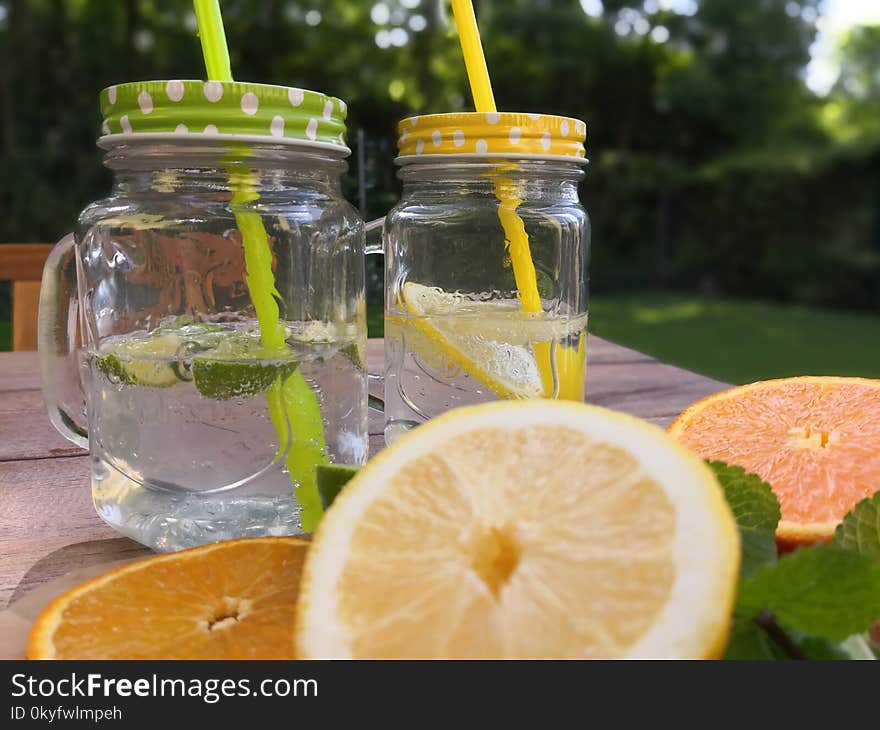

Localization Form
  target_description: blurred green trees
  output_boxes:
[1,0,878,317]
[829,24,880,142]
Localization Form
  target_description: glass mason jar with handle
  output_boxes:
[39,81,366,551]
[378,112,590,444]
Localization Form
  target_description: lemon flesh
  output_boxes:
[399,283,586,400]
[296,400,740,659]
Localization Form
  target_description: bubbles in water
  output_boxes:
[87,318,367,550]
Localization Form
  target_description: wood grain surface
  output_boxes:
[0,243,54,282]
[0,244,54,350]
[0,337,728,610]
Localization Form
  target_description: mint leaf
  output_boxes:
[737,544,880,641]
[708,461,780,577]
[835,493,880,560]
[724,616,849,660]
[793,633,877,660]
[797,636,856,660]
[723,616,788,660]
[724,618,877,660]
[708,461,780,532]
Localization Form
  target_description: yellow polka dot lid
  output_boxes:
[99,80,349,152]
[397,112,586,160]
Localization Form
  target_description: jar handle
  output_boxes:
[365,216,385,255]
[364,217,386,413]
[38,232,89,448]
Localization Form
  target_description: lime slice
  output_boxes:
[190,332,299,400]
[191,358,299,399]
[316,464,360,510]
[400,283,583,399]
[94,333,182,387]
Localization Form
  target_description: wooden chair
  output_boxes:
[0,244,55,351]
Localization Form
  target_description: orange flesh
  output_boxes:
[670,377,880,528]
[30,537,308,659]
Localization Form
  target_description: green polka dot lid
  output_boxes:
[99,80,349,153]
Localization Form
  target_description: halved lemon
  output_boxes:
[295,400,740,659]
[399,282,586,400]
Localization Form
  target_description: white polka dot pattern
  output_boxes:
[99,81,349,150]
[203,81,223,102]
[137,91,153,115]
[306,118,318,141]
[396,112,586,159]
[166,80,184,102]
[286,88,303,108]
[241,92,259,116]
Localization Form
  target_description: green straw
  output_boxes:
[193,0,233,81]
[192,0,327,531]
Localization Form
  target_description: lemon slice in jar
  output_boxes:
[399,282,584,400]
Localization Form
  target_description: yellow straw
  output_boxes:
[192,0,327,529]
[450,0,542,316]
[451,0,577,398]
[450,0,496,112]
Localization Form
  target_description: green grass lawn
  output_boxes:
[0,322,9,351]
[589,292,880,384]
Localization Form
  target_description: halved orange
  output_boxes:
[27,537,308,659]
[668,376,880,547]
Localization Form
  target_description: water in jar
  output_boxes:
[83,318,367,551]
[384,283,588,444]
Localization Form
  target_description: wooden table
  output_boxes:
[0,337,727,610]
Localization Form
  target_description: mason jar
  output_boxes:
[39,80,366,551]
[379,112,590,443]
